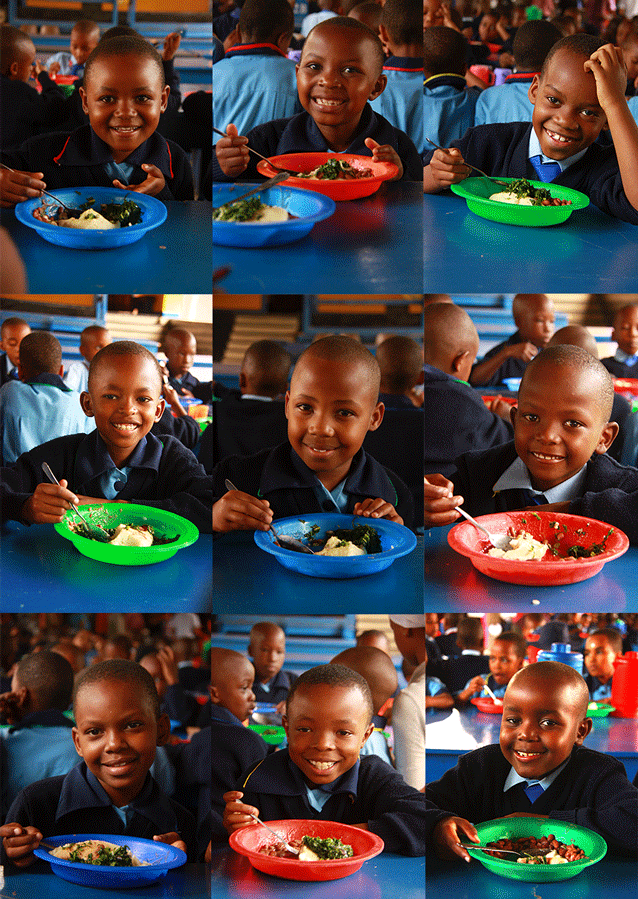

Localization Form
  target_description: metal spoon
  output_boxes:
[249,814,300,856]
[423,136,510,187]
[454,505,513,552]
[213,172,290,212]
[213,126,301,175]
[1,163,82,215]
[223,479,315,553]
[459,843,549,858]
[41,463,111,541]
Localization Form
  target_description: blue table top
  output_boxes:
[0,521,212,612]
[210,847,424,899]
[423,193,638,294]
[1,202,212,294]
[426,851,635,899]
[213,181,423,294]
[423,524,638,611]
[1,863,209,899]
[213,531,423,613]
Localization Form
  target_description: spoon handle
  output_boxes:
[0,163,76,211]
[454,505,492,540]
[41,463,108,536]
[249,814,299,855]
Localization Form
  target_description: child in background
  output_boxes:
[224,664,426,854]
[248,622,296,709]
[348,2,383,34]
[376,335,424,409]
[438,617,490,696]
[302,1,342,38]
[0,317,30,386]
[424,34,638,224]
[456,632,526,705]
[425,647,454,710]
[0,332,93,465]
[213,336,414,530]
[63,325,112,393]
[388,615,426,791]
[0,341,212,531]
[213,16,422,181]
[621,29,638,97]
[1,660,196,866]
[1,35,193,203]
[583,628,622,702]
[601,304,638,379]
[422,27,480,154]
[160,326,211,402]
[470,294,555,387]
[46,19,100,77]
[238,340,291,400]
[427,662,638,858]
[356,629,391,655]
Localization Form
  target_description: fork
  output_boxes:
[213,126,299,175]
[423,136,510,187]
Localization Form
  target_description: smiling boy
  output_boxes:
[601,303,638,378]
[423,34,638,223]
[456,632,526,705]
[0,317,30,386]
[427,662,638,858]
[248,622,296,709]
[583,628,622,702]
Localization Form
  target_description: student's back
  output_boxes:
[421,26,479,152]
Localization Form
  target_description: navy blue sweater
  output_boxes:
[0,73,66,150]
[252,668,297,705]
[426,743,638,855]
[470,332,530,387]
[601,356,638,379]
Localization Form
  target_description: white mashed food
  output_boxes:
[316,536,365,557]
[490,191,536,206]
[487,531,549,560]
[50,840,148,866]
[58,209,118,229]
[108,524,154,547]
[246,204,289,223]
[297,845,321,861]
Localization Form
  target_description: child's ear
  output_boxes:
[72,726,85,757]
[156,712,171,746]
[160,84,170,114]
[282,713,289,739]
[369,73,387,101]
[595,421,619,454]
[284,390,290,418]
[510,405,517,429]
[79,86,89,114]
[13,686,29,711]
[575,716,593,744]
[367,401,384,432]
[154,397,165,422]
[210,685,221,705]
[361,722,374,746]
[528,75,540,105]
[80,391,94,417]
[451,350,469,376]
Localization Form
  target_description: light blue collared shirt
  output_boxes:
[492,456,588,503]
[313,477,348,513]
[615,347,638,366]
[504,757,570,793]
[528,129,589,173]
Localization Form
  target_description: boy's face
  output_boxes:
[80,54,169,164]
[511,362,617,491]
[210,657,256,722]
[249,631,286,684]
[139,655,167,701]
[72,679,168,807]
[80,355,164,467]
[164,334,196,377]
[623,39,638,84]
[583,634,617,681]
[81,330,112,363]
[71,28,99,66]
[0,322,31,367]
[296,25,386,149]
[425,613,439,637]
[423,0,445,28]
[13,45,35,83]
[500,676,591,779]
[489,640,524,685]
[285,353,383,490]
[284,683,373,785]
[517,297,555,348]
[478,14,497,43]
[612,306,638,357]
[529,50,607,161]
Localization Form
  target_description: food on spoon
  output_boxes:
[258,835,354,860]
[487,531,549,560]
[213,196,288,223]
[489,179,572,207]
[49,840,148,866]
[485,835,586,864]
[296,159,373,180]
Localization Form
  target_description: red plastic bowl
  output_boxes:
[229,819,384,881]
[447,511,629,586]
[471,696,504,713]
[256,153,398,200]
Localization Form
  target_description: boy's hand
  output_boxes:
[48,61,61,76]
[212,490,273,533]
[223,791,260,835]
[353,497,403,524]
[507,341,537,361]
[432,816,479,862]
[428,147,470,189]
[469,675,486,694]
[423,475,463,527]
[584,43,627,111]
[1,824,42,867]
[364,139,403,180]
[153,833,187,853]
[215,124,250,178]
[162,32,181,61]
[156,645,179,686]
[21,479,80,524]
[113,164,165,197]
[486,395,513,420]
[0,168,46,207]
[0,690,22,724]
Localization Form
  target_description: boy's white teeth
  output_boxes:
[546,129,571,142]
[308,760,335,770]
[113,423,137,431]
[515,751,542,758]
[314,98,342,107]
[114,126,139,132]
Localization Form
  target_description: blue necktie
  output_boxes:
[530,155,561,183]
[524,781,544,803]
[622,354,638,366]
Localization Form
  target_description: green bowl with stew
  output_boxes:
[451,177,589,226]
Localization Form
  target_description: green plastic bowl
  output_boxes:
[587,702,615,717]
[248,724,286,745]
[54,503,199,566]
[451,177,589,227]
[467,817,606,881]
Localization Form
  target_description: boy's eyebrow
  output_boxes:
[293,392,361,405]
[542,82,602,109]
[502,704,563,715]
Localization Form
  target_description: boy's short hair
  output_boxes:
[512,20,561,71]
[511,660,589,717]
[309,16,385,76]
[422,302,478,360]
[376,335,423,393]
[99,26,139,42]
[72,19,100,38]
[0,24,33,70]
[161,326,196,351]
[456,616,483,650]
[423,26,467,76]
[1,316,29,338]
[540,33,605,78]
[18,331,62,378]
[613,303,638,327]
[297,335,381,398]
[589,627,623,655]
[240,0,294,40]
[249,621,285,641]
[73,659,160,718]
[381,0,422,46]
[521,344,614,422]
[84,35,165,89]
[331,645,398,711]
[15,650,74,711]
[493,631,527,659]
[88,340,163,392]
[286,663,374,724]
[242,340,291,397]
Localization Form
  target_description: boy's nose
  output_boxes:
[104,729,127,749]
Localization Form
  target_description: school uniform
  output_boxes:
[166,369,212,402]
[422,364,512,478]
[211,104,423,182]
[460,672,506,701]
[211,705,269,842]
[0,73,66,150]
[584,673,613,702]
[163,684,211,730]
[200,421,213,474]
[212,441,414,529]
[426,743,638,855]
[151,406,201,453]
[440,651,490,695]
[2,124,194,201]
[0,373,94,465]
[0,353,19,387]
[63,358,90,393]
[474,73,536,126]
[1,761,197,864]
[212,396,288,467]
[0,429,212,532]
[370,57,424,155]
[426,675,449,697]
[253,668,296,706]
[167,726,211,859]
[239,749,426,855]
[435,630,460,659]
[469,331,529,387]
[601,350,638,380]
[360,712,393,767]
[422,121,638,223]
[213,44,300,140]
[421,74,479,156]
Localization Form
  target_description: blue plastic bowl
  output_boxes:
[502,377,522,392]
[34,834,186,888]
[15,187,167,249]
[254,513,417,578]
[212,183,335,247]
